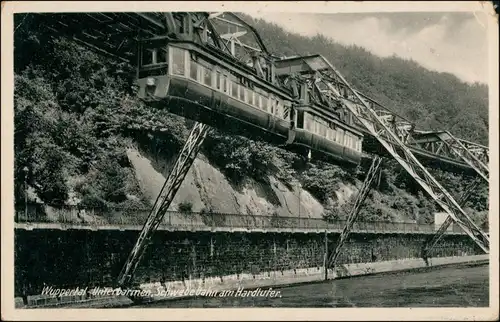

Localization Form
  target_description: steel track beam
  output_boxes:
[117,122,211,287]
[317,61,489,254]
[328,156,383,268]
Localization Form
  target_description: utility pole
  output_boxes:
[23,166,28,222]
[324,230,328,281]
[297,180,302,228]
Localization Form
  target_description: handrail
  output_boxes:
[14,202,486,234]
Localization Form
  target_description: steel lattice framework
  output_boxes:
[308,58,489,254]
[117,122,211,287]
[27,11,490,287]
[327,156,383,268]
[32,12,489,174]
[410,131,489,183]
[421,176,485,258]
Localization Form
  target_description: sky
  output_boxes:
[248,11,489,84]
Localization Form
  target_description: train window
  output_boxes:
[283,105,290,120]
[203,67,212,87]
[151,49,158,65]
[250,91,255,106]
[171,47,185,76]
[320,124,326,137]
[336,129,343,143]
[232,82,238,99]
[157,48,167,64]
[244,89,251,105]
[222,75,228,93]
[216,71,221,90]
[197,65,204,83]
[239,85,245,101]
[276,100,283,119]
[190,60,198,80]
[211,69,217,88]
[297,111,304,129]
[261,96,268,112]
[244,89,249,104]
[143,49,154,66]
[304,113,313,131]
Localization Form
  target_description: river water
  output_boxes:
[136,263,489,308]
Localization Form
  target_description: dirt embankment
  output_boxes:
[126,145,362,224]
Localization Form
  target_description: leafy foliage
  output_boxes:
[178,201,193,213]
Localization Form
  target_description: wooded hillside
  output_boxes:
[13,13,489,228]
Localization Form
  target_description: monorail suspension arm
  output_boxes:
[117,122,211,287]
[421,176,484,258]
[328,156,383,268]
[319,65,489,254]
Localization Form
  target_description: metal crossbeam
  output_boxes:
[117,122,211,287]
[315,59,489,254]
[328,156,383,268]
[422,176,484,258]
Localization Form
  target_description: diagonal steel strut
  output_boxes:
[328,156,383,268]
[117,122,211,287]
[436,131,489,183]
[421,176,484,258]
[317,61,489,254]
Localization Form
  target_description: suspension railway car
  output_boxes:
[136,40,364,166]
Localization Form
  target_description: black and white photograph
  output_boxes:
[2,1,498,320]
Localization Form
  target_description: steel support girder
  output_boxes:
[459,139,489,165]
[117,122,211,287]
[422,177,484,257]
[328,156,383,268]
[436,131,489,183]
[406,131,489,175]
[345,90,488,174]
[208,12,268,63]
[317,63,489,254]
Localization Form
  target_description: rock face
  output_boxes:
[126,147,335,221]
